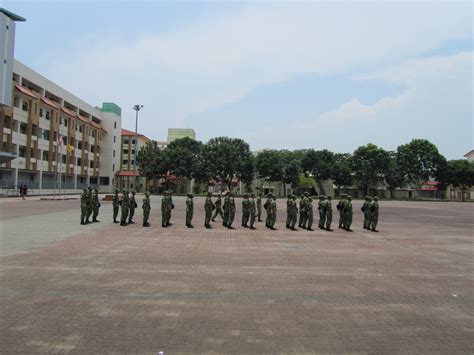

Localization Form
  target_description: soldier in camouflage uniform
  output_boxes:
[223,191,231,227]
[256,194,262,222]
[128,190,138,224]
[161,191,169,227]
[289,194,298,230]
[343,195,353,231]
[120,190,130,226]
[249,193,257,229]
[286,195,293,229]
[264,193,273,228]
[142,190,151,227]
[166,190,174,227]
[185,193,194,228]
[211,193,224,222]
[204,192,214,229]
[268,194,277,230]
[86,186,93,224]
[318,195,326,230]
[298,194,306,228]
[337,193,346,229]
[242,194,251,228]
[80,188,88,225]
[227,192,236,229]
[112,189,120,223]
[325,196,333,231]
[368,196,379,232]
[306,196,314,231]
[92,188,100,222]
[361,196,370,229]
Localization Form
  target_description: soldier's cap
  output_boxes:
[187,193,193,197]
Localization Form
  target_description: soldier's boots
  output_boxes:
[143,222,150,227]
[128,219,135,224]
[205,223,212,229]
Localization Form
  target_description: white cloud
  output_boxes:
[35,2,472,146]
[249,51,473,159]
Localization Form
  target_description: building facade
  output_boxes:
[0,60,122,195]
[167,128,195,143]
[117,128,150,191]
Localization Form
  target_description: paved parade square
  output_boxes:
[0,196,473,353]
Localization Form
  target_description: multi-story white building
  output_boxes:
[0,60,122,194]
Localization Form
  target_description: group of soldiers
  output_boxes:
[79,186,101,225]
[80,188,380,232]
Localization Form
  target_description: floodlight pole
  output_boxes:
[132,104,143,190]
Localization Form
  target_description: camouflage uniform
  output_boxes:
[204,192,214,228]
[227,193,236,229]
[343,195,353,231]
[112,189,120,223]
[80,188,88,225]
[223,192,231,227]
[268,196,277,230]
[264,193,273,228]
[120,190,130,226]
[286,195,293,229]
[242,194,250,228]
[368,197,379,232]
[298,194,306,228]
[128,191,137,224]
[86,186,93,223]
[249,194,257,229]
[361,196,370,229]
[185,193,194,228]
[211,193,224,222]
[337,194,346,229]
[256,195,262,222]
[92,188,100,222]
[289,194,298,230]
[318,196,326,229]
[161,192,169,227]
[142,191,151,227]
[325,196,333,231]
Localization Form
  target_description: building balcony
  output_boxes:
[0,143,17,164]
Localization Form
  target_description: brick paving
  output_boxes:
[0,197,473,353]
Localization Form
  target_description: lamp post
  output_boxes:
[132,104,143,190]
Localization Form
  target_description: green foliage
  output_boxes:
[447,159,474,200]
[301,149,335,180]
[161,137,203,180]
[384,151,406,198]
[298,173,316,188]
[202,137,254,189]
[136,140,163,180]
[255,150,284,182]
[397,139,444,188]
[332,153,353,191]
[351,143,390,195]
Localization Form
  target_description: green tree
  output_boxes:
[447,159,474,201]
[202,137,254,191]
[397,139,444,196]
[298,173,316,190]
[351,144,390,195]
[255,150,284,191]
[385,151,406,198]
[136,140,163,192]
[332,153,352,196]
[301,149,335,195]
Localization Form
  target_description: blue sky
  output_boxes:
[3,0,473,159]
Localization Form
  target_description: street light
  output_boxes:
[132,104,143,190]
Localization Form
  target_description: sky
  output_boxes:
[3,0,473,159]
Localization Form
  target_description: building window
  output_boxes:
[19,146,26,158]
[32,125,38,136]
[114,136,116,143]
[79,125,83,133]
[77,157,82,166]
[90,160,94,168]
[59,117,62,125]
[45,111,50,120]
[92,130,95,138]
[42,129,50,140]
[124,138,129,144]
[114,121,117,129]
[131,139,136,145]
[123,149,129,155]
[131,149,135,155]
[130,160,135,166]
[53,131,57,142]
[39,108,43,117]
[22,101,28,112]
[64,118,68,127]
[123,159,128,166]
[19,122,27,135]
[42,150,49,161]
[112,164,115,172]
[77,141,82,150]
[113,150,115,158]
[62,154,67,164]
[90,145,95,153]
[62,136,67,145]
[13,96,19,108]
